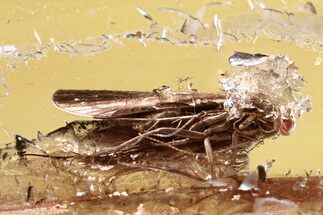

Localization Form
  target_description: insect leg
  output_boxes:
[143,135,198,156]
[233,113,257,132]
[146,120,160,132]
[159,113,204,137]
[204,137,216,179]
[145,127,205,139]
[190,112,228,131]
[87,135,143,161]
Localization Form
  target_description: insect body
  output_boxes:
[51,88,291,179]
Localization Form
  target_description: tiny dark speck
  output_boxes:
[15,135,28,151]
[26,185,34,202]
[80,124,87,129]
[257,165,267,182]
[2,152,8,160]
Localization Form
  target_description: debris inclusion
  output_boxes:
[219,53,311,122]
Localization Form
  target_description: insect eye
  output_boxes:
[280,117,296,136]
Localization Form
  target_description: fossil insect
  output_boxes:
[48,90,292,179]
[12,52,308,181]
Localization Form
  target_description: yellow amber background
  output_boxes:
[0,0,322,175]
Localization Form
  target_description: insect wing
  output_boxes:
[52,89,224,118]
[52,89,159,118]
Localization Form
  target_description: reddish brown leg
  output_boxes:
[204,137,217,179]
